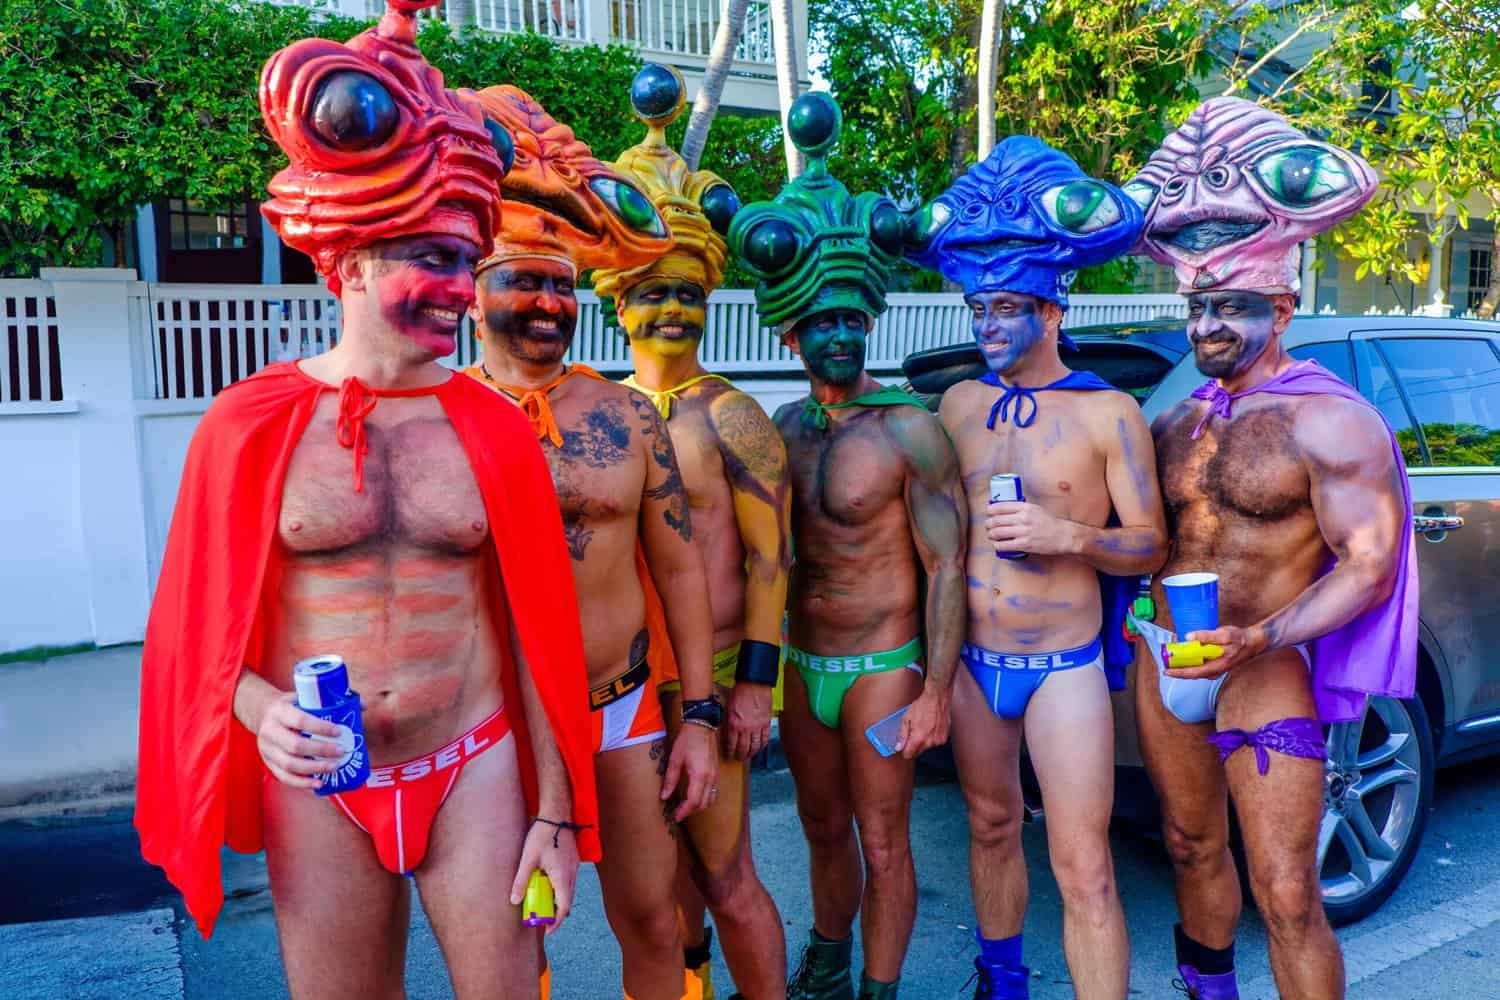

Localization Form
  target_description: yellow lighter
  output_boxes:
[1164,641,1224,669]
[522,870,556,927]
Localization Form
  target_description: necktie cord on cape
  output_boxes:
[979,370,1114,429]
[801,386,925,431]
[623,371,732,419]
[473,363,606,447]
[1186,360,1418,722]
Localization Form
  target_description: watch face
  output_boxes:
[685,698,724,727]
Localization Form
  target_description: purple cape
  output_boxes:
[1190,360,1418,722]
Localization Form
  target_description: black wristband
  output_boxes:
[734,639,781,686]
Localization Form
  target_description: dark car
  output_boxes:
[903,314,1500,925]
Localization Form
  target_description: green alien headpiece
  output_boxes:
[727,92,907,330]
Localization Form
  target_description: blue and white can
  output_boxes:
[989,473,1027,561]
[293,654,370,795]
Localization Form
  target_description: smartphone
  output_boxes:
[865,704,911,757]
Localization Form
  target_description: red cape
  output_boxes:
[135,362,600,938]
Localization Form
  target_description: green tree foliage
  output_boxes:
[1230,0,1500,298]
[813,0,1218,291]
[0,0,781,279]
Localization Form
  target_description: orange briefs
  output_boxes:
[590,655,666,754]
[329,706,511,875]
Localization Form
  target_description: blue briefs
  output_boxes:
[961,637,1105,721]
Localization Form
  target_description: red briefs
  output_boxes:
[328,706,511,875]
[590,655,666,754]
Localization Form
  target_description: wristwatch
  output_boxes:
[681,695,724,731]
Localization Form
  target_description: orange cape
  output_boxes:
[135,362,600,938]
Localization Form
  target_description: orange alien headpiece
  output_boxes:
[258,1,512,294]
[592,65,741,306]
[472,85,669,277]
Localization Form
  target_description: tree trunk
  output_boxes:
[976,0,1004,159]
[1479,223,1500,319]
[683,0,752,170]
[769,0,804,178]
[947,10,983,181]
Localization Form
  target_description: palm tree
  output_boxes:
[769,0,804,177]
[682,0,753,171]
[977,0,1004,159]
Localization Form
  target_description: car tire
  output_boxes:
[1319,694,1435,927]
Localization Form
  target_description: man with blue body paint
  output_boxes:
[906,137,1169,1000]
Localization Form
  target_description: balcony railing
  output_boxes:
[611,0,773,63]
[476,0,590,43]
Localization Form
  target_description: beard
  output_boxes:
[484,306,576,365]
[1192,334,1245,378]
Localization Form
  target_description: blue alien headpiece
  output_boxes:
[905,136,1143,308]
[727,92,907,329]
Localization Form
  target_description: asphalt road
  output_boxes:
[5,758,1500,999]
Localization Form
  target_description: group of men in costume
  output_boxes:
[135,4,1416,999]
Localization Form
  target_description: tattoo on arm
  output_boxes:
[713,391,793,644]
[630,394,692,541]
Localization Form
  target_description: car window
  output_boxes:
[1378,338,1500,468]
[1352,341,1424,467]
[1068,344,1177,403]
[1287,341,1355,385]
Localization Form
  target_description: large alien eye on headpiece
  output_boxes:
[906,201,952,251]
[483,117,516,176]
[310,70,399,151]
[589,176,666,236]
[1042,181,1122,234]
[742,219,799,275]
[869,203,907,255]
[1122,181,1159,213]
[701,184,741,236]
[1253,146,1355,208]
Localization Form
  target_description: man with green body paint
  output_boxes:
[727,93,967,1000]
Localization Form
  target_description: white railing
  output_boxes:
[364,0,447,20]
[1,280,60,403]
[475,0,589,42]
[611,0,775,64]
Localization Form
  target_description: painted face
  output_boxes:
[967,291,1048,376]
[474,258,578,366]
[366,235,480,358]
[621,278,707,360]
[1186,291,1279,379]
[792,309,869,386]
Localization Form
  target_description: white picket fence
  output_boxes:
[0,280,61,403]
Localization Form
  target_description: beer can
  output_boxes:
[989,473,1027,561]
[292,654,370,795]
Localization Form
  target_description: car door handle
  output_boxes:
[1413,514,1464,533]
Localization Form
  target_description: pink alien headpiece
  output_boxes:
[1125,97,1378,296]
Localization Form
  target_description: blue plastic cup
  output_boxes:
[1161,572,1220,641]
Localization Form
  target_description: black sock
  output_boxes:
[684,926,714,968]
[1174,924,1235,975]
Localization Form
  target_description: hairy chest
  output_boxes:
[785,413,906,527]
[279,397,488,555]
[1159,402,1310,523]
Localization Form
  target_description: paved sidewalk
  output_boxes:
[0,645,142,814]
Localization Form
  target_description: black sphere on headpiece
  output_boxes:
[701,184,741,236]
[631,64,686,125]
[786,92,841,157]
[870,203,907,255]
[311,70,399,151]
[484,118,516,176]
[744,219,799,274]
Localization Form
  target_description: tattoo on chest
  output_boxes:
[558,401,632,468]
[632,394,692,541]
[544,398,632,561]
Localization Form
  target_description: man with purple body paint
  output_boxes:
[906,137,1169,1000]
[1126,97,1417,999]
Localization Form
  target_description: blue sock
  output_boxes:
[976,930,1024,968]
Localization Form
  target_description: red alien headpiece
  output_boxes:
[259,1,512,294]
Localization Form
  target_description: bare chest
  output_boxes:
[666,404,732,514]
[953,399,1105,520]
[1159,402,1310,523]
[786,413,907,527]
[279,396,488,555]
[539,394,644,525]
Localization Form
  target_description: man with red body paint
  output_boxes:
[134,6,598,998]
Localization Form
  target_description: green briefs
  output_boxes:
[786,638,924,729]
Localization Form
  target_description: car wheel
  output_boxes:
[1319,694,1434,926]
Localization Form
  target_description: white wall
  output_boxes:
[0,404,92,653]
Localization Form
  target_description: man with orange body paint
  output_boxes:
[462,84,717,1000]
[134,5,597,998]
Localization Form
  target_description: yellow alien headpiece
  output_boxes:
[592,64,742,312]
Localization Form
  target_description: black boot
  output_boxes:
[786,930,854,1000]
